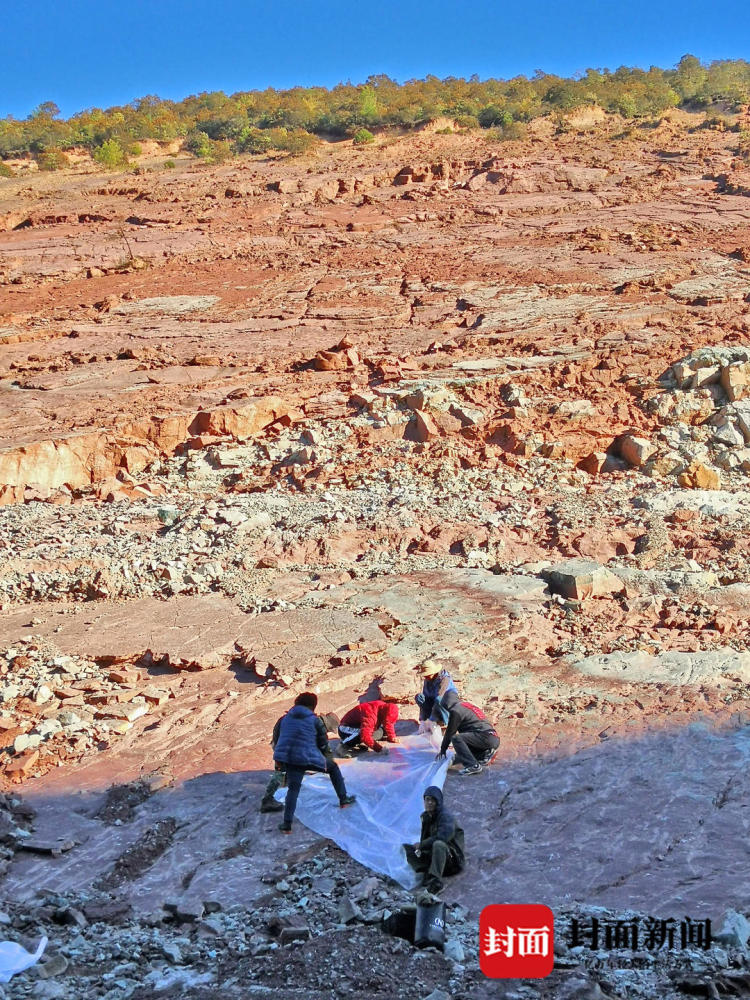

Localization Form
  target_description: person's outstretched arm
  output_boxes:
[438,710,460,757]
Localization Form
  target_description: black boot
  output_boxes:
[260,796,283,813]
[422,876,444,894]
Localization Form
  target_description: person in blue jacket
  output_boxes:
[273,692,356,833]
[260,710,340,813]
[415,660,457,728]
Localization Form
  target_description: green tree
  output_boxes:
[544,79,590,111]
[672,54,708,101]
[704,60,750,105]
[267,128,318,155]
[488,121,527,142]
[185,129,213,158]
[32,101,61,119]
[478,105,510,127]
[37,147,69,171]
[358,86,378,123]
[93,138,128,168]
[352,128,375,145]
[614,93,637,117]
[235,126,272,154]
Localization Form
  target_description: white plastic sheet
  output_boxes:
[275,733,451,888]
[0,936,47,983]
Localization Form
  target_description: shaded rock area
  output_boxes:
[1,112,750,996]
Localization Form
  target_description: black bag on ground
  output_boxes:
[414,900,446,950]
[383,908,416,941]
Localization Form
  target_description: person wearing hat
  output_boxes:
[415,659,457,731]
[272,692,356,833]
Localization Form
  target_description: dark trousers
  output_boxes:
[338,725,385,749]
[452,730,499,767]
[416,693,436,723]
[283,758,347,825]
[263,769,286,800]
[405,840,462,886]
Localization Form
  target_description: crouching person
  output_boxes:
[435,690,499,775]
[404,785,465,895]
[273,692,355,834]
[415,660,457,730]
[337,699,399,756]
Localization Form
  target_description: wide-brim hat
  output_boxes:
[420,659,441,677]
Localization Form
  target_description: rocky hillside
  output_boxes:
[1,110,750,998]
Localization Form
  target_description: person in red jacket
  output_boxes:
[337,700,399,755]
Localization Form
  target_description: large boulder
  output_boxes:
[618,434,656,467]
[541,559,625,600]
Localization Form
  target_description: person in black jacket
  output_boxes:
[434,690,499,775]
[403,785,465,894]
[273,693,355,833]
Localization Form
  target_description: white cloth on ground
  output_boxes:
[275,732,450,888]
[0,936,47,982]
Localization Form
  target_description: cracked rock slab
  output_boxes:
[570,648,750,684]
[113,295,220,314]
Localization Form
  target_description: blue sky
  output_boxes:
[4,0,750,119]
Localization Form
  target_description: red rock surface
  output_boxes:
[1,114,750,995]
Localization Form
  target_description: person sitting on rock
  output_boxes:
[260,710,340,813]
[415,659,457,730]
[273,692,355,833]
[434,690,499,775]
[403,785,465,896]
[337,699,399,756]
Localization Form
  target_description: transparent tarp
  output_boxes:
[0,936,47,983]
[276,733,450,888]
